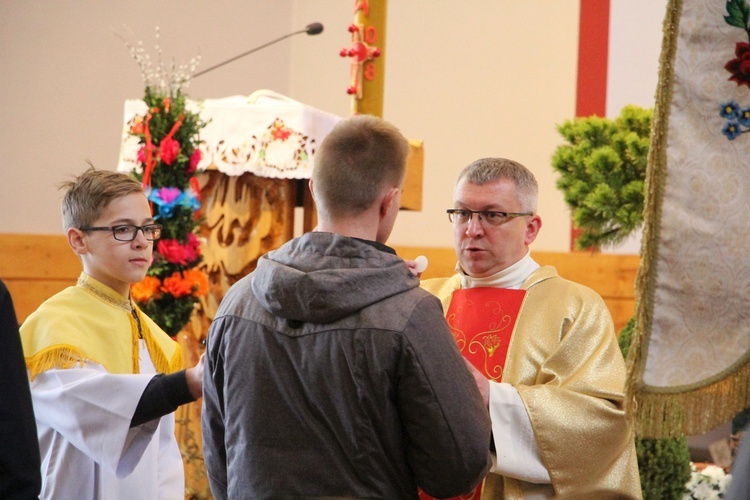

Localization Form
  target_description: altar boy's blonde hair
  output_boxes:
[312,114,409,219]
[60,166,144,231]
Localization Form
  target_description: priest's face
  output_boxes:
[76,193,156,296]
[452,178,541,278]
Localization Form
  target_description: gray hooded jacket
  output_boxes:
[202,232,492,499]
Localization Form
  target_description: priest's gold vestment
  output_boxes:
[422,266,641,499]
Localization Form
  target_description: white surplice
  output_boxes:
[31,340,184,500]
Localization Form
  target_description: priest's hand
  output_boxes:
[463,358,490,408]
[186,353,205,400]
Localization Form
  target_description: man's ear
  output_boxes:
[524,214,543,246]
[67,227,88,256]
[308,178,315,202]
[379,187,398,217]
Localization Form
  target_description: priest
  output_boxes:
[420,157,642,499]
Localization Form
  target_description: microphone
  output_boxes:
[193,22,324,79]
[305,22,324,35]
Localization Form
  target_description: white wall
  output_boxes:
[0,0,294,234]
[0,0,668,253]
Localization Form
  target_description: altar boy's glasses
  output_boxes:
[81,224,163,241]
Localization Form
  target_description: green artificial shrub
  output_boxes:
[551,105,652,250]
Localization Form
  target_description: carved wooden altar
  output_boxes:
[176,171,300,498]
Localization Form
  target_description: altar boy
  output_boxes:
[21,167,203,499]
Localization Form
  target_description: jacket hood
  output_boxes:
[251,232,419,323]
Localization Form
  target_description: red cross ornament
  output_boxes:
[339,22,381,99]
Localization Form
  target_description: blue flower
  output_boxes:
[739,107,750,127]
[720,101,740,119]
[722,121,742,140]
[147,186,198,219]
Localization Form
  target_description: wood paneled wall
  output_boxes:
[1,234,81,323]
[0,234,639,334]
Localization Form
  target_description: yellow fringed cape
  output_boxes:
[422,267,641,499]
[21,273,182,380]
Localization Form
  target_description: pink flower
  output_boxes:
[185,232,201,256]
[159,137,180,165]
[136,144,156,164]
[188,149,202,174]
[154,187,182,204]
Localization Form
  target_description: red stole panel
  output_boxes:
[445,287,526,381]
[419,287,526,500]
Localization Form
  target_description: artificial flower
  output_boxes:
[130,116,145,135]
[159,137,180,165]
[682,463,731,499]
[183,268,209,297]
[161,271,197,298]
[157,233,201,266]
[188,148,202,174]
[137,144,156,164]
[131,275,162,302]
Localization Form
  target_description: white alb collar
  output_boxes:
[458,250,539,290]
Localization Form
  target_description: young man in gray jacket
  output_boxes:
[202,114,492,499]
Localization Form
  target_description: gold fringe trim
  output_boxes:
[625,0,682,426]
[25,345,101,381]
[133,305,182,374]
[633,360,750,438]
[169,343,183,373]
[128,307,140,373]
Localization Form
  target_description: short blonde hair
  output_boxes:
[60,167,144,231]
[312,115,409,218]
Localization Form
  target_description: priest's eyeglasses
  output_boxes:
[446,209,533,226]
[81,224,163,241]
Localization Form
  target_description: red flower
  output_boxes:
[158,239,191,265]
[188,149,202,174]
[157,233,201,265]
[159,137,180,165]
[725,42,750,87]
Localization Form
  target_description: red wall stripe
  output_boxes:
[576,0,610,118]
[572,0,610,249]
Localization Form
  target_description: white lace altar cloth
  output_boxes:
[117,90,342,179]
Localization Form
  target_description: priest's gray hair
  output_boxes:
[456,157,538,213]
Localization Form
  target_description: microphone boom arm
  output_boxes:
[193,23,323,79]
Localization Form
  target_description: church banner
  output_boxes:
[627,0,750,438]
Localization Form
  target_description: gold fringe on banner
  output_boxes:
[634,359,750,438]
[624,0,682,433]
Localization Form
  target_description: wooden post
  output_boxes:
[352,0,387,117]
